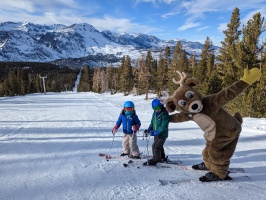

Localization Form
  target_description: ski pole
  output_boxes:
[143,130,150,157]
[146,134,150,157]
[107,132,115,160]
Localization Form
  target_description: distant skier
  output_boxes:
[112,101,141,159]
[143,99,170,166]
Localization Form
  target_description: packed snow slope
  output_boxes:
[0,92,266,200]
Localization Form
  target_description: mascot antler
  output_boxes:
[158,71,187,105]
[173,71,187,86]
[158,92,170,105]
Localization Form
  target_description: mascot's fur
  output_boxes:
[161,68,261,179]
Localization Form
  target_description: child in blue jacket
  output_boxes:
[112,101,141,159]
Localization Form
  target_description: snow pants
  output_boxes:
[122,132,140,156]
[152,136,166,163]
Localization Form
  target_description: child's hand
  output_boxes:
[150,131,155,136]
[154,130,159,136]
[132,125,139,132]
[112,125,119,134]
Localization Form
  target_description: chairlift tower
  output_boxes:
[39,75,47,95]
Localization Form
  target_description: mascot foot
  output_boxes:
[199,172,232,182]
[192,162,208,170]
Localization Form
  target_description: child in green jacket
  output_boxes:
[143,98,170,166]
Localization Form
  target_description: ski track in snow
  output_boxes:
[0,92,266,200]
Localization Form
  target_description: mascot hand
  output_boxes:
[240,68,261,85]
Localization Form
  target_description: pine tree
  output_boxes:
[19,69,29,95]
[78,66,93,92]
[189,52,197,76]
[206,73,222,95]
[195,37,213,81]
[156,53,165,96]
[4,70,19,96]
[154,46,170,96]
[117,55,134,95]
[138,51,153,99]
[227,12,266,116]
[124,55,134,94]
[217,7,242,86]
[35,74,41,93]
[92,67,101,93]
[167,41,185,93]
[100,69,108,93]
[194,37,214,95]
[136,55,146,95]
[236,12,265,70]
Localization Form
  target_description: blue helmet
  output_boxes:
[124,101,134,108]
[152,99,163,108]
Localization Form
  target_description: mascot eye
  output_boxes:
[178,100,186,107]
[186,91,194,99]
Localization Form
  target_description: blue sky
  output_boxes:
[0,0,265,46]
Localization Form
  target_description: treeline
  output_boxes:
[0,62,79,96]
[78,8,266,117]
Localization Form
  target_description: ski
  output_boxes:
[159,175,250,186]
[156,161,190,170]
[123,160,142,168]
[99,152,151,161]
[164,160,183,165]
[99,153,123,160]
[156,161,245,173]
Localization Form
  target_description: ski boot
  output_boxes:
[199,171,232,182]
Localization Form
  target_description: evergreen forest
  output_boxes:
[0,62,79,96]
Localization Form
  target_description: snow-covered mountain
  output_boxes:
[0,22,219,68]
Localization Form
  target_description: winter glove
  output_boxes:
[149,131,155,136]
[147,127,153,132]
[240,68,261,85]
[112,125,119,135]
[132,125,139,132]
[154,130,159,136]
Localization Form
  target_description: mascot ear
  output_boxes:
[166,100,176,113]
[185,78,200,87]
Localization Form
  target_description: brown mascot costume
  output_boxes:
[160,68,261,182]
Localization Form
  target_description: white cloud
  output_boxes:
[197,26,209,32]
[217,23,227,33]
[87,15,160,34]
[178,22,201,31]
[241,9,265,24]
[0,0,35,12]
[134,0,175,4]
[177,0,266,28]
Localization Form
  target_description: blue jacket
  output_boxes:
[116,111,141,134]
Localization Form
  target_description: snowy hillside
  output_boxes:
[0,92,266,200]
[0,22,219,67]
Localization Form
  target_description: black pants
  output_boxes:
[152,136,166,163]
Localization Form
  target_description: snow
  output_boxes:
[0,92,266,200]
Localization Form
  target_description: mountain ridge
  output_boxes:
[0,22,220,68]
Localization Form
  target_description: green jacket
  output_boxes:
[148,108,170,139]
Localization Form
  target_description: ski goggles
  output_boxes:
[153,106,162,111]
[124,107,134,111]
